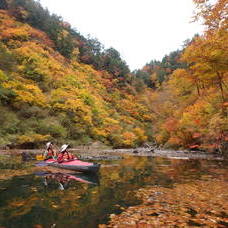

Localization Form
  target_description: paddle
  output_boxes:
[35,158,56,167]
[35,161,49,167]
[36,154,45,160]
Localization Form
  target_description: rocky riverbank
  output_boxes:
[0,147,224,161]
[74,147,224,161]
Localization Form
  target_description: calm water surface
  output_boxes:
[0,154,227,228]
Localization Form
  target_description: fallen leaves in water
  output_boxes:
[101,177,228,227]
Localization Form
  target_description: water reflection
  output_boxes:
[35,171,99,190]
[0,155,227,228]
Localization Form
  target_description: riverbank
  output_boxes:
[77,147,224,161]
[0,147,223,161]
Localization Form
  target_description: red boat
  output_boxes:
[44,158,100,173]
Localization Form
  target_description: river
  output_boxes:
[0,152,227,227]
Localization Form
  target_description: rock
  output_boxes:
[21,151,34,161]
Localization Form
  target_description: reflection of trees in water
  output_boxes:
[0,155,27,170]
[155,159,222,182]
[0,157,225,228]
[0,162,24,169]
[0,157,167,227]
[0,174,97,227]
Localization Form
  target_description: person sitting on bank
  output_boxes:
[43,142,57,160]
[57,144,75,163]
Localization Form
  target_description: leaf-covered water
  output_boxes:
[0,154,227,228]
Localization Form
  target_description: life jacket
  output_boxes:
[47,148,54,157]
[57,151,75,163]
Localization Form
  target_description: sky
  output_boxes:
[38,0,204,70]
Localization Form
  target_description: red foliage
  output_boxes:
[189,144,200,149]
[193,133,201,138]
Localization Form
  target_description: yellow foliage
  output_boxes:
[167,136,182,146]
[3,80,47,106]
[104,117,119,125]
[1,26,30,41]
[92,128,107,137]
[133,127,147,142]
[122,131,137,147]
[0,10,154,148]
[180,100,214,128]
[155,130,170,145]
[0,70,8,81]
[17,134,51,144]
[120,116,134,124]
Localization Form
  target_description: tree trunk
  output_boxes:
[217,72,225,102]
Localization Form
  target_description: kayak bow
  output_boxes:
[44,158,100,173]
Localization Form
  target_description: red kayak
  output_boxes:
[45,158,100,173]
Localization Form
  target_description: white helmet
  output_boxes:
[46,142,53,149]
[60,144,69,153]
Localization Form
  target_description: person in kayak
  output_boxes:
[57,144,76,163]
[43,142,57,160]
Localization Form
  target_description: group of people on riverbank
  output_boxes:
[43,142,76,163]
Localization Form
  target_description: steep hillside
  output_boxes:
[139,0,228,152]
[0,0,227,153]
[133,50,187,89]
[0,9,152,148]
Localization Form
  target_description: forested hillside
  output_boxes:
[0,0,227,152]
[141,0,227,152]
[0,0,152,148]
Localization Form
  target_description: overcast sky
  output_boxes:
[38,0,203,70]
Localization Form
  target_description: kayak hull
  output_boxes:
[45,159,100,173]
[48,162,100,173]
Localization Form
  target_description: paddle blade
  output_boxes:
[35,161,48,167]
[36,154,44,160]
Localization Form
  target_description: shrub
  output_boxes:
[16,133,51,148]
[37,120,67,139]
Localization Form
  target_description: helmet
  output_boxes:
[46,142,53,149]
[60,144,69,153]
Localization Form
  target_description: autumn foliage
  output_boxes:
[0,6,151,148]
[0,0,227,153]
[145,0,227,152]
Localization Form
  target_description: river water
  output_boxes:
[0,153,227,228]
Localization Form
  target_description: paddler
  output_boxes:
[57,144,76,163]
[43,142,57,160]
